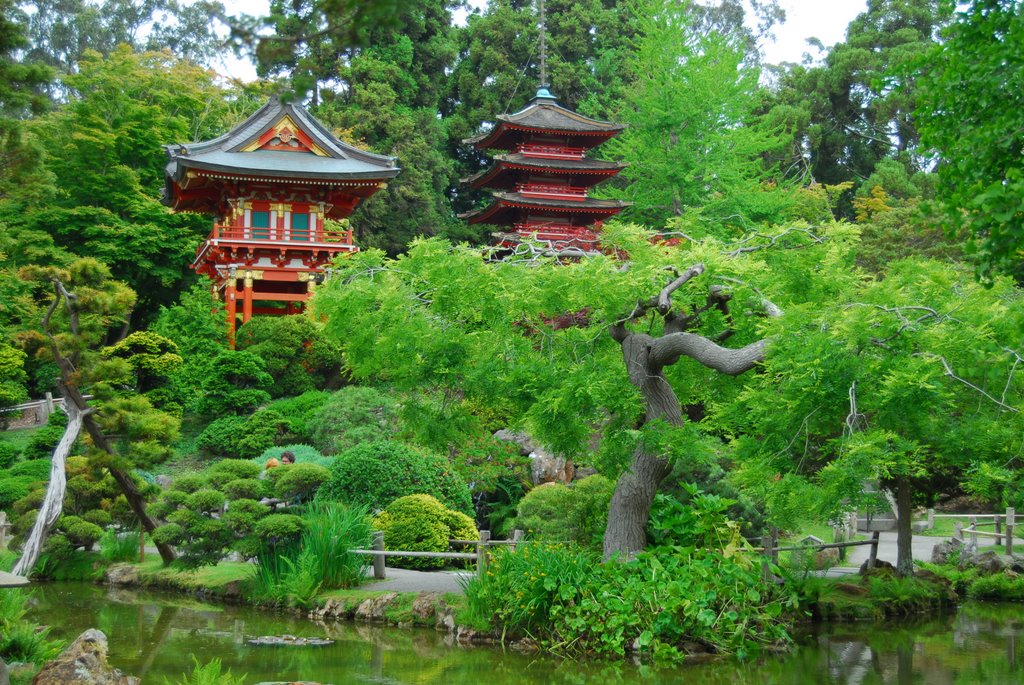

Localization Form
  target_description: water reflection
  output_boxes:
[21,584,1024,685]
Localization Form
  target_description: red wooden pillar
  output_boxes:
[242,274,254,323]
[225,278,238,347]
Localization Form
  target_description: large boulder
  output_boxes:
[493,429,574,484]
[931,538,963,565]
[32,629,138,685]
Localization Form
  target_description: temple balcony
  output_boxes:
[208,224,355,247]
[513,222,598,241]
[516,143,586,160]
[516,183,588,201]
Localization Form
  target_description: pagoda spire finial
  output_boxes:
[538,0,549,92]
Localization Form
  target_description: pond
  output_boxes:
[22,583,1024,684]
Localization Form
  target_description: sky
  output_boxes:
[214,0,869,82]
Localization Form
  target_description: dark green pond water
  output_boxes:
[20,583,1024,684]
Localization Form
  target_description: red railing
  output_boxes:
[210,225,354,245]
[513,222,597,240]
[516,143,585,160]
[516,183,588,201]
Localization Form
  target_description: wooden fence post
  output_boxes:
[510,529,523,553]
[1007,507,1015,555]
[138,527,145,562]
[372,531,386,580]
[995,512,1003,546]
[770,528,779,565]
[0,512,8,550]
[969,516,978,548]
[927,508,935,529]
[868,531,880,570]
[477,530,491,578]
[953,521,963,541]
[760,534,773,582]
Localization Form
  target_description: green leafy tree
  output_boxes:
[912,0,1024,281]
[13,46,237,320]
[313,226,860,559]
[602,0,796,230]
[723,259,1024,575]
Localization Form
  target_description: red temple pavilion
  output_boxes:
[163,97,399,341]
[460,87,629,255]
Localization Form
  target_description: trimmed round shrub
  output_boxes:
[0,477,35,510]
[515,475,614,550]
[254,513,306,548]
[195,416,247,459]
[23,412,69,460]
[205,459,262,489]
[223,478,267,501]
[373,494,480,570]
[273,463,331,502]
[317,440,472,514]
[186,489,227,514]
[81,509,113,528]
[0,441,18,468]
[265,392,330,443]
[9,458,52,481]
[59,515,103,550]
[309,387,399,455]
[170,474,206,493]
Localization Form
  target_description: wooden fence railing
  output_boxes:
[352,530,526,580]
[919,507,1017,554]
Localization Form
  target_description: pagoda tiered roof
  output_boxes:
[463,153,626,190]
[459,191,627,225]
[464,90,624,151]
[163,96,400,217]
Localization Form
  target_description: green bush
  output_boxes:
[514,475,614,549]
[265,393,330,443]
[8,459,51,481]
[308,386,398,454]
[23,412,69,460]
[0,441,18,468]
[169,474,206,493]
[0,477,35,511]
[194,350,273,418]
[373,494,479,570]
[196,412,289,460]
[81,509,112,528]
[58,516,103,550]
[0,590,64,668]
[462,545,796,661]
[186,489,227,514]
[99,529,141,562]
[250,502,372,607]
[222,478,267,501]
[967,573,1024,601]
[205,459,262,488]
[274,463,331,502]
[236,316,345,397]
[254,513,307,547]
[317,440,472,514]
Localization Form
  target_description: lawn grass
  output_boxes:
[0,427,41,454]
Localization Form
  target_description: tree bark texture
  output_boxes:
[895,476,914,577]
[12,401,81,576]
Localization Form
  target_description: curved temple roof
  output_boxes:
[163,96,400,210]
[464,91,624,150]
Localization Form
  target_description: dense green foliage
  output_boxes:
[308,386,399,454]
[514,476,614,550]
[236,316,345,396]
[373,494,477,570]
[0,589,63,675]
[317,440,472,514]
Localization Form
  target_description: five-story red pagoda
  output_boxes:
[460,86,629,255]
[163,96,399,341]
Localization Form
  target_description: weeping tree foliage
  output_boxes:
[313,224,860,558]
[723,259,1024,575]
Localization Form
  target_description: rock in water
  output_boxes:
[32,629,139,685]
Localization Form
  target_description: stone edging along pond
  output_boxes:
[101,562,535,652]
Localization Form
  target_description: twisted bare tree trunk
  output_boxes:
[602,264,779,560]
[12,402,81,576]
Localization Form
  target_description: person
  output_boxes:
[280,451,295,465]
[264,457,280,470]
